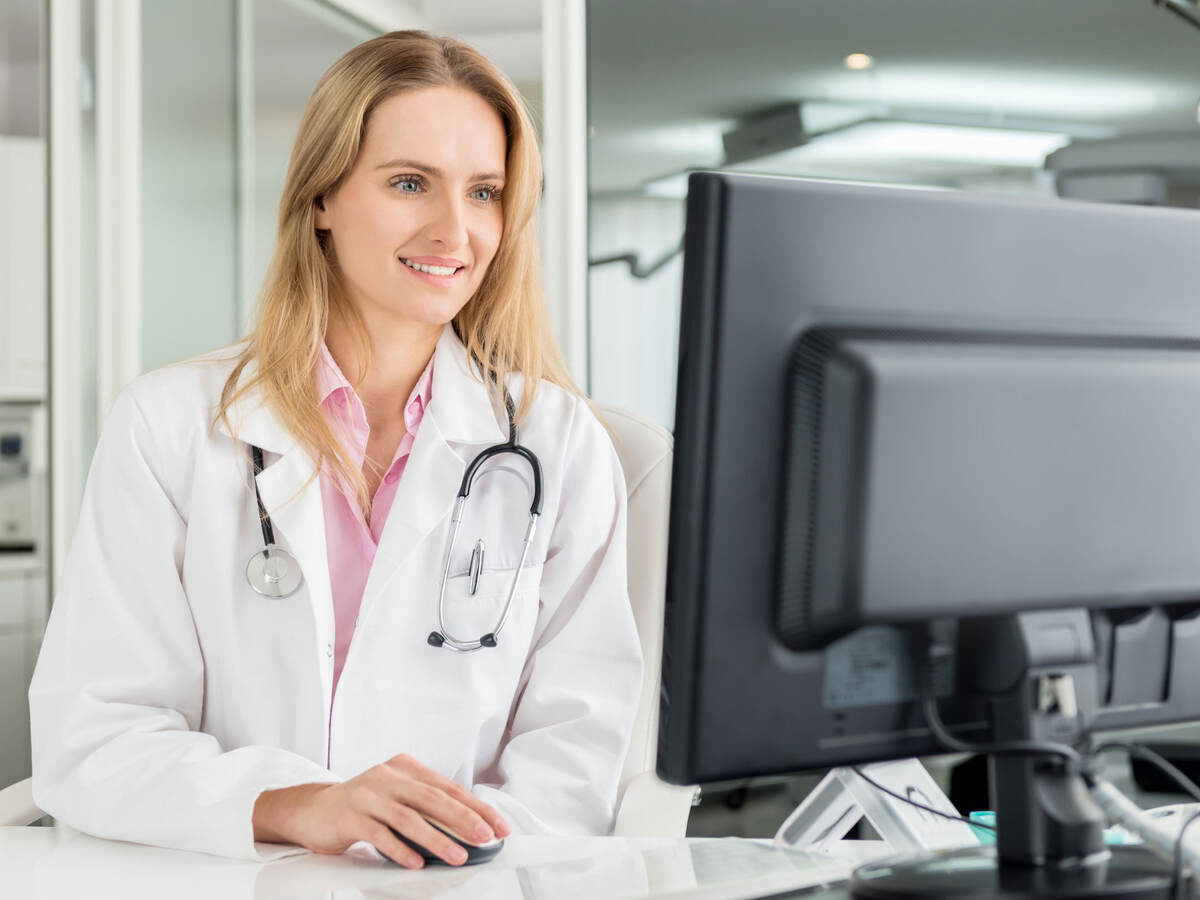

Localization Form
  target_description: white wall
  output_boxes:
[587,194,685,429]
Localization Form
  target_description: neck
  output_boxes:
[325,311,441,430]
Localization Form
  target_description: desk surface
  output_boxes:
[1,826,890,899]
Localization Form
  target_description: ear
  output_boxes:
[314,195,328,229]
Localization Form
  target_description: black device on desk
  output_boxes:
[386,818,503,866]
[658,171,1200,899]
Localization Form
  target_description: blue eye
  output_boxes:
[471,186,502,204]
[391,176,423,194]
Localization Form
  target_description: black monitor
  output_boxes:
[658,171,1200,898]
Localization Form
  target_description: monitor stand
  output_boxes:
[775,759,978,854]
[845,611,1175,899]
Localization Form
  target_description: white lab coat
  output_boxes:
[28,325,643,860]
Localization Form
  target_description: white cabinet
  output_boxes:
[0,565,46,788]
[0,136,47,399]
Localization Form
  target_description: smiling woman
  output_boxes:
[314,87,507,354]
[28,31,643,871]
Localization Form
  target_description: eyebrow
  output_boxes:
[374,158,505,182]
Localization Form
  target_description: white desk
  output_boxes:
[0,826,891,899]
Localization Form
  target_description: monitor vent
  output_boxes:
[777,330,837,649]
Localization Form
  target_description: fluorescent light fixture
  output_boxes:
[735,121,1070,171]
[812,68,1169,119]
[641,122,1071,198]
[844,53,874,70]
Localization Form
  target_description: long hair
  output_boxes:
[217,31,575,516]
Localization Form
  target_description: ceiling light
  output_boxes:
[813,68,1169,119]
[734,122,1071,171]
[844,53,874,71]
[641,122,1072,198]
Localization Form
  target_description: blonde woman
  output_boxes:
[29,31,642,868]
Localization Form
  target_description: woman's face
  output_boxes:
[315,85,507,329]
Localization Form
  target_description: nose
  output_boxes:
[425,192,469,249]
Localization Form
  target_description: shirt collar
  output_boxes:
[315,341,435,433]
[220,325,507,453]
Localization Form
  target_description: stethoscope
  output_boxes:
[245,390,543,653]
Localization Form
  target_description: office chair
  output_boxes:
[595,402,698,837]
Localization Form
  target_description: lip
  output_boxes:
[399,257,466,286]
[402,256,465,267]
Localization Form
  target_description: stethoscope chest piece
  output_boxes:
[246,444,305,599]
[246,545,303,598]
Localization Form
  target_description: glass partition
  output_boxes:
[0,0,48,789]
[140,0,241,371]
[140,0,377,371]
[245,0,375,330]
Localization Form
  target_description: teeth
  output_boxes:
[402,258,459,277]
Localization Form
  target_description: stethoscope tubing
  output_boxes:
[246,445,304,599]
[429,396,543,651]
[245,387,544,650]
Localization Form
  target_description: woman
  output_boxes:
[28,31,642,868]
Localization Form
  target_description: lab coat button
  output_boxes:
[325,644,333,658]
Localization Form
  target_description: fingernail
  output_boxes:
[474,823,495,842]
[495,818,510,836]
[407,855,425,869]
[451,847,468,865]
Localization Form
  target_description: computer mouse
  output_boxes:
[386,817,504,866]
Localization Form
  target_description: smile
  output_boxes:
[401,258,463,277]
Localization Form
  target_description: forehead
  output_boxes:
[359,85,507,177]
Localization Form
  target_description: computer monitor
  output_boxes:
[658,171,1200,897]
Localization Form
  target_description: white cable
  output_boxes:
[1090,777,1200,893]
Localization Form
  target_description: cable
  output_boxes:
[919,646,1083,765]
[1088,742,1200,897]
[849,765,995,833]
[1156,0,1200,34]
[1174,811,1200,899]
[1090,742,1200,803]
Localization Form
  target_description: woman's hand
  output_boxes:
[252,753,511,868]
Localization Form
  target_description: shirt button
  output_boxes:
[334,393,346,406]
[385,470,400,485]
[325,644,333,658]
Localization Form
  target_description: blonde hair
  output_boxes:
[218,30,576,516]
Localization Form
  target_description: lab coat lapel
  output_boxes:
[365,326,507,593]
[369,413,462,577]
[216,365,336,691]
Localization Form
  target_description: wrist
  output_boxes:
[252,783,326,845]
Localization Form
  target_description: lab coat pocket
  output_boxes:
[437,563,543,647]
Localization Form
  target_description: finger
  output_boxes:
[392,780,496,846]
[384,763,506,844]
[384,805,470,867]
[434,781,510,838]
[364,820,426,870]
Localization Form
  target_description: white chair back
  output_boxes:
[595,403,697,837]
[0,777,40,826]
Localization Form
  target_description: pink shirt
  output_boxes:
[315,344,434,702]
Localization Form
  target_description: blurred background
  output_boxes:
[1,0,1197,835]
